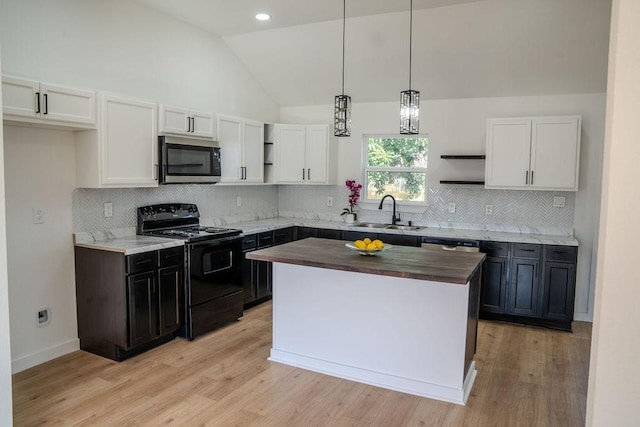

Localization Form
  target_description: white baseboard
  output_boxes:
[269,349,475,405]
[12,338,79,373]
[574,312,593,322]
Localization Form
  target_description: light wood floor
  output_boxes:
[13,302,591,426]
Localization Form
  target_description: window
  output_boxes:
[363,135,429,203]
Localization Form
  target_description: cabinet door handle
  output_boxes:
[191,117,195,133]
[43,93,48,115]
[302,168,305,180]
[520,249,535,252]
[243,167,247,180]
[531,170,534,185]
[525,170,529,184]
[35,92,41,114]
[308,168,311,180]
[175,271,180,325]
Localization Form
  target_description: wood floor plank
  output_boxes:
[12,302,591,426]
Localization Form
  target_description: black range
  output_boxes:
[137,203,244,340]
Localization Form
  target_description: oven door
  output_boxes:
[187,237,243,306]
[160,136,221,184]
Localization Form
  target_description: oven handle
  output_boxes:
[188,235,243,248]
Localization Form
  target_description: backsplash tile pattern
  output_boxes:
[73,184,575,234]
[72,185,279,232]
[278,185,575,229]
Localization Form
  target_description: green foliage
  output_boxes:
[367,138,428,200]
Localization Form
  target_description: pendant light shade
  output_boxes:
[334,0,351,137]
[400,0,420,135]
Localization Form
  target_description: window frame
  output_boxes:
[361,134,429,207]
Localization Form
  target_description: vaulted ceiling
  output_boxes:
[137,0,612,106]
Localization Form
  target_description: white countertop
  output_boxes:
[228,218,579,246]
[74,217,578,255]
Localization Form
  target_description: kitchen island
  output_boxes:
[247,238,486,404]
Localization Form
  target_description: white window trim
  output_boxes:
[360,133,429,210]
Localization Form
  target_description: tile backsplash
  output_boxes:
[278,185,575,231]
[72,185,279,232]
[73,184,575,234]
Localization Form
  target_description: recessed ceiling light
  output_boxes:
[255,13,270,21]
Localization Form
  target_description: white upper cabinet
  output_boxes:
[76,94,158,188]
[159,104,215,139]
[217,114,264,183]
[2,75,96,127]
[485,116,581,191]
[274,123,336,185]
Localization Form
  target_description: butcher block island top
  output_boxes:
[246,237,485,284]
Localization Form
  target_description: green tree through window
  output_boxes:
[364,136,428,202]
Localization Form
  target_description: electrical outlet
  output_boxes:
[448,202,456,214]
[485,205,493,215]
[553,196,566,208]
[104,202,113,218]
[327,196,333,207]
[236,196,242,207]
[32,208,44,224]
[37,307,50,327]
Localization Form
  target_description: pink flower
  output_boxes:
[342,180,362,215]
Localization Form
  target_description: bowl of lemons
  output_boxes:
[345,238,392,256]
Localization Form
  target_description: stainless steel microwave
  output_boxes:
[159,136,221,184]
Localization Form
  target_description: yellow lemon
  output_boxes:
[366,243,378,251]
[354,240,366,249]
[363,238,372,245]
[373,239,384,249]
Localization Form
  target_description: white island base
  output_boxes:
[269,263,480,405]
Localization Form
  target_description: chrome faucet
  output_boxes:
[378,195,401,225]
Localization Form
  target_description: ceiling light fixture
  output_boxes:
[255,13,270,21]
[400,0,419,135]
[334,0,351,137]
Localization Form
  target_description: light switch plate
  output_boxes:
[236,196,242,207]
[103,202,113,218]
[553,196,566,208]
[448,202,456,214]
[32,208,44,224]
[485,205,493,215]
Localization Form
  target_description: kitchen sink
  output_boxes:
[353,222,424,231]
[385,225,424,231]
[353,222,390,229]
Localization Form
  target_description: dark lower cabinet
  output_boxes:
[508,258,540,317]
[382,234,420,247]
[480,241,577,331]
[158,266,183,336]
[127,271,156,348]
[318,228,342,240]
[541,261,576,322]
[480,257,508,313]
[295,226,318,240]
[341,230,378,241]
[75,246,185,361]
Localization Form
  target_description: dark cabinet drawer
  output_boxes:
[513,243,541,259]
[544,246,578,263]
[159,246,184,268]
[317,228,342,240]
[273,227,294,245]
[257,231,274,248]
[342,230,378,242]
[242,234,258,251]
[296,227,318,240]
[382,234,420,247]
[126,251,157,275]
[480,241,509,258]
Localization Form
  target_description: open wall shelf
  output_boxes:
[440,155,486,159]
[439,180,485,185]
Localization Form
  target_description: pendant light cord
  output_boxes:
[409,0,413,91]
[341,0,346,96]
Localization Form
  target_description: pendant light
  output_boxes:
[334,0,351,137]
[400,0,419,134]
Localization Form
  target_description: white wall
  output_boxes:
[0,0,280,371]
[4,126,78,372]
[281,92,606,321]
[0,0,279,122]
[0,44,15,424]
[587,0,640,424]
